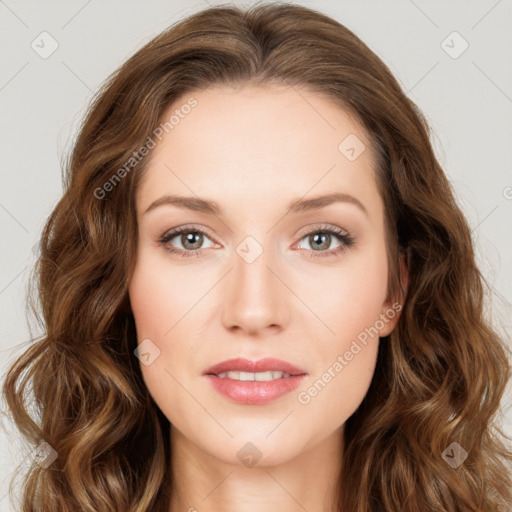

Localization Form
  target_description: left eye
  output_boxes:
[297,231,342,252]
[294,225,355,258]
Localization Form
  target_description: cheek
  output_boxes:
[128,259,195,427]
[296,245,387,423]
[128,255,179,372]
[297,320,380,432]
[310,344,379,430]
[128,250,203,339]
[303,243,390,341]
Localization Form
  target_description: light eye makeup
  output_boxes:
[155,223,355,260]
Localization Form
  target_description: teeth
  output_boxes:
[215,371,291,380]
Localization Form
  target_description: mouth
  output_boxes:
[203,357,308,405]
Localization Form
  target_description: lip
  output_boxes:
[202,357,307,377]
[205,374,306,405]
[203,357,308,405]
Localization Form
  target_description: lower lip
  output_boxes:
[205,374,307,405]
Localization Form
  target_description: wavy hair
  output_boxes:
[2,2,511,510]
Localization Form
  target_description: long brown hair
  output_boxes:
[2,2,511,510]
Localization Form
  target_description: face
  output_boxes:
[128,84,402,466]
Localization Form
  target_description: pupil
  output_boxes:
[312,233,329,250]
[183,232,202,250]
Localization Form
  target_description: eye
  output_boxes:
[294,224,355,259]
[157,225,215,258]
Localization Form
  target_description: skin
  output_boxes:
[128,84,407,512]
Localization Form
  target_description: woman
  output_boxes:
[2,2,511,511]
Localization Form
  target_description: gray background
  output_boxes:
[1,0,511,509]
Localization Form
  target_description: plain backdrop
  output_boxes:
[1,0,511,509]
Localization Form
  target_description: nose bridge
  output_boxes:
[235,234,274,291]
[221,234,288,333]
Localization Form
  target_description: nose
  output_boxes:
[221,240,289,335]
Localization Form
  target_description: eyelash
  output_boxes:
[156,223,355,260]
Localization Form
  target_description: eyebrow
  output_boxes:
[143,192,368,216]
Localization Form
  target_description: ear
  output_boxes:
[378,247,409,337]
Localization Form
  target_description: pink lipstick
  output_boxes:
[203,357,307,405]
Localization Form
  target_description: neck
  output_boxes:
[168,425,344,512]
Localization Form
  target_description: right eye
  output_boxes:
[157,225,217,258]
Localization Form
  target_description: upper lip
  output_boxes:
[203,357,307,376]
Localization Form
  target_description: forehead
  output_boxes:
[136,84,381,219]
